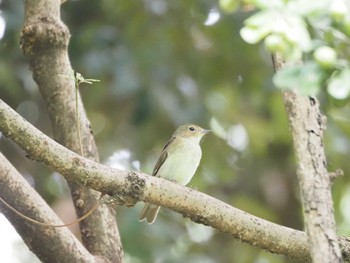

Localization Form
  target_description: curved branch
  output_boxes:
[0,153,96,263]
[0,99,319,262]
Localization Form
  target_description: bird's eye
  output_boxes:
[189,126,195,132]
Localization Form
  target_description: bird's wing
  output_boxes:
[152,136,176,177]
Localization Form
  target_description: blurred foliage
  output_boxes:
[1,0,350,262]
[240,0,350,99]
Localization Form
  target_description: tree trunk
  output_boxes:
[19,0,124,261]
[272,54,343,263]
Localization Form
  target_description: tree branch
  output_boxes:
[3,95,349,262]
[0,153,97,263]
[272,54,343,262]
[20,0,123,261]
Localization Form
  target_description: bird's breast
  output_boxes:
[158,142,202,185]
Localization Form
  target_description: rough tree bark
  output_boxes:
[0,153,96,263]
[272,54,343,263]
[18,0,123,262]
[0,1,348,262]
[2,98,350,262]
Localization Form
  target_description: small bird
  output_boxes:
[139,123,209,224]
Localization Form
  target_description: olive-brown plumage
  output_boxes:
[139,124,209,224]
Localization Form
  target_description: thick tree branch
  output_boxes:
[20,0,123,261]
[0,153,96,263]
[272,54,343,262]
[4,95,350,262]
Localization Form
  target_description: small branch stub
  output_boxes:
[20,16,70,56]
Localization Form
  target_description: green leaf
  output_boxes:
[241,10,277,44]
[277,14,312,51]
[273,62,324,96]
[242,9,312,54]
[240,26,270,44]
[243,10,276,28]
[327,68,350,99]
[287,0,330,17]
[251,0,284,9]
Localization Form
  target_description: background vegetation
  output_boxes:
[1,1,350,262]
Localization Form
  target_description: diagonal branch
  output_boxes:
[3,94,350,262]
[0,153,96,263]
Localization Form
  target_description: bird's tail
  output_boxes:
[139,203,161,224]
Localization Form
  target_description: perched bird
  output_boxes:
[139,123,209,224]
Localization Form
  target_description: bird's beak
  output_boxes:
[202,129,211,134]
